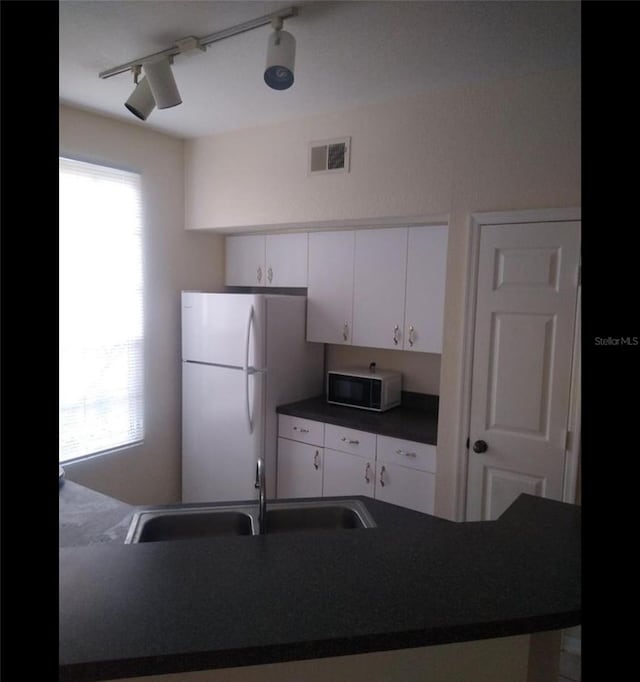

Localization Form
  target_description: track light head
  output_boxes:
[142,58,182,109]
[264,22,296,90]
[125,75,156,120]
[107,7,300,119]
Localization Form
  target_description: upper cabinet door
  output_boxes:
[265,233,308,287]
[225,235,266,286]
[307,231,355,344]
[404,226,448,353]
[352,228,408,350]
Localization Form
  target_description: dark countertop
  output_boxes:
[276,393,439,445]
[59,484,580,682]
[59,479,134,546]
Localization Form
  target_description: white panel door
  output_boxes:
[265,233,308,287]
[352,228,408,350]
[276,438,323,498]
[466,221,580,520]
[375,462,435,514]
[307,231,355,344]
[404,226,448,353]
[225,235,266,286]
[322,449,374,498]
[181,293,265,370]
[182,363,261,503]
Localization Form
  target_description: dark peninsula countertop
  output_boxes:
[276,393,439,445]
[59,479,134,546]
[59,483,580,682]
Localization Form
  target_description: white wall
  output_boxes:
[59,105,225,505]
[185,68,581,518]
[326,345,441,395]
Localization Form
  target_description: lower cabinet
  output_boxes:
[277,415,436,514]
[374,462,435,514]
[323,448,374,498]
[277,438,323,498]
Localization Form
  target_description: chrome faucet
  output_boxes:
[255,457,266,534]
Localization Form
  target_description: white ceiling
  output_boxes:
[59,1,580,140]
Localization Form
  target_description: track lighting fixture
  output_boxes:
[99,7,299,121]
[124,70,155,121]
[143,57,182,109]
[264,17,296,90]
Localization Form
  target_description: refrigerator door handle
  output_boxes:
[244,305,255,434]
[243,305,254,373]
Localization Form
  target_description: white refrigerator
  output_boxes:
[181,292,324,503]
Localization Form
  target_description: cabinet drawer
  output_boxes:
[324,423,376,457]
[376,435,436,473]
[278,414,324,446]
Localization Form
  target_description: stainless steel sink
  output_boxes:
[265,504,367,533]
[125,499,375,543]
[127,509,255,543]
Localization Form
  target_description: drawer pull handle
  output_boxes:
[341,437,359,445]
[380,465,386,487]
[293,426,310,433]
[396,448,417,458]
[313,451,320,470]
[364,462,372,483]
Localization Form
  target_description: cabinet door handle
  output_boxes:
[257,266,263,283]
[313,450,320,470]
[267,267,273,284]
[364,462,372,483]
[408,325,415,347]
[393,325,400,345]
[379,465,386,487]
[343,322,349,341]
[396,448,417,458]
[341,436,359,445]
[293,426,310,434]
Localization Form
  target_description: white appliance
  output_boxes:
[181,292,323,503]
[326,367,402,412]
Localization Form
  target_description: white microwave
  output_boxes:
[326,368,402,412]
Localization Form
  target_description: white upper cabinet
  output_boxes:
[404,226,448,353]
[307,231,355,344]
[352,228,408,350]
[265,233,308,287]
[225,233,308,287]
[307,225,448,353]
[225,225,449,351]
[225,235,266,286]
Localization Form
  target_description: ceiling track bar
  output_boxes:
[99,6,298,79]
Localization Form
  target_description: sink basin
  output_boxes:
[125,508,255,543]
[125,499,375,543]
[265,505,367,533]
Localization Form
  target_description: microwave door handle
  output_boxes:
[244,305,255,434]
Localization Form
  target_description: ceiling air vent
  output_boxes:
[309,137,351,175]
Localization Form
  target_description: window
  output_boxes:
[59,157,144,462]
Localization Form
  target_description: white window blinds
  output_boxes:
[59,157,144,462]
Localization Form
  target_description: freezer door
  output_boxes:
[182,292,265,369]
[182,362,265,503]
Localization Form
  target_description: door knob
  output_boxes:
[472,440,488,453]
